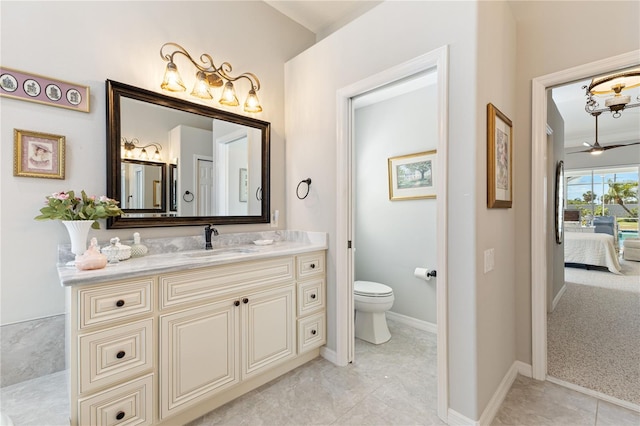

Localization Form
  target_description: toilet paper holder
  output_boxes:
[414,267,437,281]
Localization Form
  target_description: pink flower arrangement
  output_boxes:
[34,190,123,229]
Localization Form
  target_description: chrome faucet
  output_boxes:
[204,225,219,250]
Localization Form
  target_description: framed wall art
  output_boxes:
[487,103,513,208]
[14,129,65,179]
[388,150,437,200]
[0,66,90,112]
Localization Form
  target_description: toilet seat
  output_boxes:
[354,280,393,297]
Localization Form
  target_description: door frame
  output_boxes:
[335,45,449,421]
[530,50,640,380]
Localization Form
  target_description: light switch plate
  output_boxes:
[484,248,495,273]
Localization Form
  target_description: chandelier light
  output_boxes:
[160,42,262,113]
[121,138,162,161]
[584,69,640,118]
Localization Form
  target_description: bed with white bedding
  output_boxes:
[564,232,621,274]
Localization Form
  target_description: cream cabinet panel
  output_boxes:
[160,299,239,419]
[242,285,296,379]
[297,312,326,354]
[297,278,325,317]
[296,252,325,280]
[160,257,294,310]
[79,279,153,329]
[78,374,153,426]
[79,319,153,395]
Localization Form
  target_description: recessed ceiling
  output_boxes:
[264,1,382,40]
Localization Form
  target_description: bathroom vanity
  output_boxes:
[58,231,327,425]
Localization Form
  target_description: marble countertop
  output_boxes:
[57,230,328,287]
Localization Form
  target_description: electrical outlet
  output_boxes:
[484,248,495,273]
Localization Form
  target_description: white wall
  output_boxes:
[354,85,438,324]
[510,0,640,365]
[285,1,518,420]
[0,1,315,325]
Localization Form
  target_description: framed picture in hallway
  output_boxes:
[388,150,437,200]
[487,103,513,208]
[13,128,65,179]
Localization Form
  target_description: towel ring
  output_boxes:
[296,178,312,200]
[183,191,194,202]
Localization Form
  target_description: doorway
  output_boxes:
[530,50,640,408]
[335,45,449,421]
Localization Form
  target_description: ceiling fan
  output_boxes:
[570,111,640,155]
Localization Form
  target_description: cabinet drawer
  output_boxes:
[78,374,153,426]
[297,312,326,354]
[160,257,294,310]
[79,319,153,395]
[297,278,325,317]
[78,279,153,329]
[296,252,325,280]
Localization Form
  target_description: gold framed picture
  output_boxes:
[487,103,513,208]
[13,129,65,179]
[388,150,437,200]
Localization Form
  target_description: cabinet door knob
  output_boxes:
[310,294,316,299]
[234,300,240,307]
[309,263,316,269]
[116,299,125,307]
[116,351,126,359]
[116,411,125,420]
[243,298,249,304]
[311,329,317,335]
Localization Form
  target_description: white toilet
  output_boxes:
[354,280,395,344]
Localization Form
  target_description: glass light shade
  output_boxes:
[590,149,604,156]
[160,62,186,92]
[244,89,262,113]
[219,81,239,106]
[153,148,162,161]
[139,148,148,160]
[125,148,134,158]
[190,71,213,99]
[589,70,640,96]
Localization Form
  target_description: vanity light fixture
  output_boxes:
[160,42,263,113]
[121,138,162,161]
[584,68,640,118]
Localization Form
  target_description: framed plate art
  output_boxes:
[388,150,437,200]
[487,103,513,208]
[0,66,89,112]
[14,129,65,179]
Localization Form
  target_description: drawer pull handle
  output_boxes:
[116,411,125,420]
[116,351,126,359]
[310,294,316,299]
[311,329,317,335]
[243,298,249,304]
[234,300,240,307]
[309,263,316,269]
[116,299,125,307]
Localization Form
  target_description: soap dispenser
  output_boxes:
[130,232,148,257]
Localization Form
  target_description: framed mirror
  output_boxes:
[555,160,565,244]
[106,80,270,228]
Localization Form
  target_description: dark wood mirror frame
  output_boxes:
[106,80,270,229]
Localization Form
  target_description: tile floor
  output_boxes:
[1,319,638,425]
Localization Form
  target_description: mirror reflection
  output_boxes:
[106,80,270,228]
[121,159,165,211]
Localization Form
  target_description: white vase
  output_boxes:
[62,220,95,256]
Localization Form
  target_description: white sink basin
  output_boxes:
[179,247,258,258]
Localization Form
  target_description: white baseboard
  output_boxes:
[448,360,523,426]
[320,346,338,365]
[477,361,520,426]
[547,376,640,413]
[447,409,476,426]
[551,283,567,312]
[515,361,532,378]
[386,311,437,334]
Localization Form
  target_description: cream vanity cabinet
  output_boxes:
[67,250,326,426]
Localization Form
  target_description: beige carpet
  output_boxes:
[548,260,640,405]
